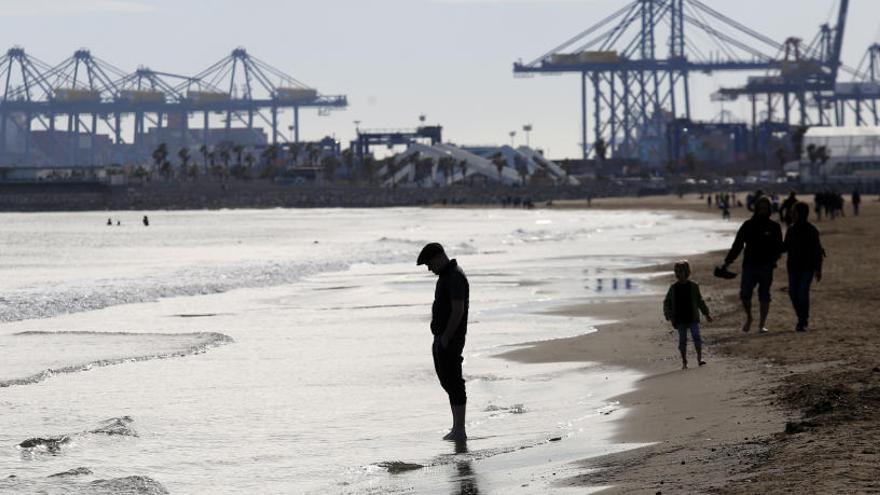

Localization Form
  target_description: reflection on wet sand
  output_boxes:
[452,439,481,495]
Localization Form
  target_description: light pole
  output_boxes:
[509,131,516,147]
[522,124,532,147]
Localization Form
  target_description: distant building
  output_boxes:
[799,126,880,181]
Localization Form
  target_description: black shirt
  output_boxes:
[784,222,824,272]
[724,216,784,268]
[431,259,469,337]
[673,281,695,327]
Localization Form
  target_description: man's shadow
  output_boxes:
[451,439,481,495]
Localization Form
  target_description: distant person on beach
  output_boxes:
[417,242,469,441]
[852,188,861,216]
[107,218,112,226]
[721,196,784,334]
[663,260,713,369]
[784,202,825,332]
[142,215,150,227]
[779,191,798,227]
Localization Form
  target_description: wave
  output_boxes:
[0,260,352,324]
[0,237,478,324]
[0,331,233,388]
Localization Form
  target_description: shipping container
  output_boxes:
[54,88,101,103]
[275,87,318,102]
[120,90,165,103]
[187,91,230,103]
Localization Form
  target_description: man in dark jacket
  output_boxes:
[784,202,824,331]
[418,242,469,441]
[721,196,784,333]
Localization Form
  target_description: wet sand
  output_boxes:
[501,194,880,493]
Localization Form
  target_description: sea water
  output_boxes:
[0,207,734,494]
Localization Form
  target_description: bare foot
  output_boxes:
[681,362,688,370]
[443,429,467,441]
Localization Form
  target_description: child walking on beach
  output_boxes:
[663,261,713,369]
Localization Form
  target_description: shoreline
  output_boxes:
[499,194,880,493]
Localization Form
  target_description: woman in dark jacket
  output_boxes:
[784,202,825,332]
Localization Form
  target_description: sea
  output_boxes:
[0,206,734,494]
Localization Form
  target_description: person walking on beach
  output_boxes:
[663,261,713,369]
[779,191,798,227]
[784,202,825,332]
[720,196,784,334]
[852,188,861,216]
[417,242,469,441]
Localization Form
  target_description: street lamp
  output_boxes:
[509,131,516,147]
[522,124,532,147]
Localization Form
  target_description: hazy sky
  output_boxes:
[2,0,879,158]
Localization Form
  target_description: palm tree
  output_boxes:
[208,151,223,179]
[438,156,456,186]
[458,160,468,183]
[491,152,507,185]
[219,146,231,174]
[233,144,245,177]
[152,143,169,179]
[178,148,191,180]
[514,155,529,186]
[159,160,172,181]
[198,144,210,175]
[419,157,436,186]
[187,163,199,180]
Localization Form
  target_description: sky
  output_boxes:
[2,0,879,158]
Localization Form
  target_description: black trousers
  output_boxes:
[432,335,466,406]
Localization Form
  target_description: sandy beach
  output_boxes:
[501,193,880,493]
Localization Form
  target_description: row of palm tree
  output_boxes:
[143,141,532,186]
[380,152,474,187]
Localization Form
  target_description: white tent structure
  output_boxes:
[375,142,577,187]
[515,146,579,185]
[379,143,522,187]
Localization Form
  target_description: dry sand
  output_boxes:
[500,193,880,493]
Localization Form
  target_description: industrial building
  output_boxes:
[513,0,880,176]
[0,47,346,169]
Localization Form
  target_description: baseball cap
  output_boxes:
[417,242,445,265]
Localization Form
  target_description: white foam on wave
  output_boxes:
[0,237,480,325]
[0,331,233,388]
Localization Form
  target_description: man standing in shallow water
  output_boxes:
[418,242,469,441]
